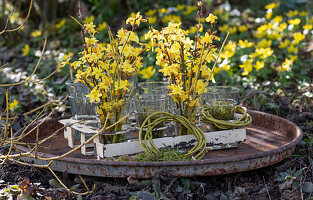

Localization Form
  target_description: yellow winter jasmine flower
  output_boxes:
[265,2,280,10]
[9,99,19,110]
[238,25,248,32]
[22,44,30,56]
[257,39,272,48]
[86,87,102,103]
[292,32,305,44]
[273,15,283,23]
[139,66,155,79]
[303,24,312,30]
[206,14,218,24]
[238,40,253,48]
[56,19,66,29]
[299,11,308,17]
[121,60,136,74]
[195,79,207,94]
[288,18,301,25]
[287,45,298,53]
[126,12,146,26]
[114,80,131,92]
[84,22,96,34]
[30,30,42,37]
[287,10,298,18]
[254,60,264,71]
[85,37,98,45]
[218,24,229,32]
[97,21,107,32]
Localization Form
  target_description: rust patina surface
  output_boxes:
[14,110,302,178]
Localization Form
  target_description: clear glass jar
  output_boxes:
[65,81,98,120]
[204,86,240,106]
[137,81,169,95]
[133,94,169,132]
[203,86,240,122]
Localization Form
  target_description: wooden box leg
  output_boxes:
[81,134,86,155]
[64,127,74,148]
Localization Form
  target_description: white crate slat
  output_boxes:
[59,118,246,158]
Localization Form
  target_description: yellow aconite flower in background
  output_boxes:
[257,39,272,48]
[254,48,274,59]
[83,15,94,24]
[277,22,287,32]
[30,30,42,37]
[162,15,181,23]
[266,11,272,20]
[149,16,157,24]
[159,8,167,14]
[238,25,248,32]
[184,5,197,15]
[176,4,185,11]
[273,15,283,23]
[218,24,229,32]
[254,60,264,71]
[56,19,66,29]
[9,99,19,110]
[139,66,155,79]
[287,10,298,18]
[240,59,253,76]
[293,32,305,44]
[229,27,237,34]
[238,40,253,48]
[22,44,30,56]
[145,9,156,16]
[303,24,313,30]
[299,11,308,17]
[288,18,301,25]
[206,14,218,24]
[281,58,293,71]
[268,31,280,40]
[288,55,298,61]
[97,22,107,32]
[265,2,280,10]
[287,45,298,53]
[279,39,290,49]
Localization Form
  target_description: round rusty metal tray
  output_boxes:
[14,110,302,178]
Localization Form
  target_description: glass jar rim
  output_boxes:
[206,86,239,93]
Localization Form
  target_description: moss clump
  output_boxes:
[114,148,192,162]
[205,100,236,120]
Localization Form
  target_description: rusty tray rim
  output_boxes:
[14,110,302,167]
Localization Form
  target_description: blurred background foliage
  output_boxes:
[0,0,313,128]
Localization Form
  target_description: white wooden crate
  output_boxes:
[59,118,246,159]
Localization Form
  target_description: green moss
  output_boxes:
[205,100,236,120]
[111,148,192,162]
